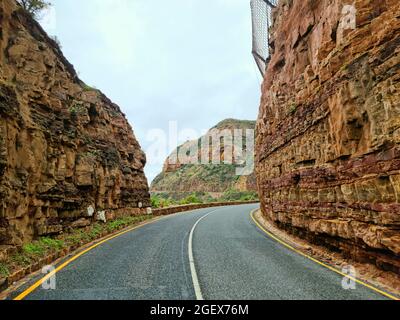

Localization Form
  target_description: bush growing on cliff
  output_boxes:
[23,237,64,257]
[0,263,9,278]
[221,189,259,202]
[151,195,162,208]
[179,194,203,205]
[151,190,258,207]
[18,0,51,19]
[151,193,206,208]
[151,195,176,208]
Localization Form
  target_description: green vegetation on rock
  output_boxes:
[0,263,9,278]
[23,237,64,256]
[18,0,51,19]
[150,189,258,209]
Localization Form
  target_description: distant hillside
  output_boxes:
[151,119,258,204]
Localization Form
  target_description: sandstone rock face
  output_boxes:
[256,0,400,273]
[0,0,150,245]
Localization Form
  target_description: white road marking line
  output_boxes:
[188,209,219,301]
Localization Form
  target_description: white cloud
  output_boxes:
[87,0,144,68]
[49,0,261,182]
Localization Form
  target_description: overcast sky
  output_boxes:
[41,0,262,182]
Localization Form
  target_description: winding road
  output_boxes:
[10,204,389,300]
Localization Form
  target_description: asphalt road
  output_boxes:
[11,204,388,300]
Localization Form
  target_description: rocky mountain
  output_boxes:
[151,119,258,202]
[256,0,400,273]
[0,0,150,246]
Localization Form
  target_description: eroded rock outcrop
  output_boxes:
[151,119,258,201]
[256,0,400,273]
[0,0,150,245]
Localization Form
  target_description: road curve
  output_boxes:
[10,204,388,300]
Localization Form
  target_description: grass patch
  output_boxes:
[65,229,89,246]
[11,253,31,267]
[107,219,128,232]
[0,263,9,278]
[22,237,65,258]
[106,216,152,232]
[88,224,104,240]
[23,243,45,257]
[40,237,64,251]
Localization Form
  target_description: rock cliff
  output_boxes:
[0,0,150,245]
[151,119,258,202]
[256,0,400,273]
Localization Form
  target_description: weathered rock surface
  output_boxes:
[151,119,257,199]
[0,0,150,245]
[256,0,400,273]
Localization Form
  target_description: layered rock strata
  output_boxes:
[0,0,150,245]
[256,0,400,273]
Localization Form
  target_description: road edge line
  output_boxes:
[14,207,202,300]
[13,217,166,301]
[250,209,399,301]
[188,209,219,301]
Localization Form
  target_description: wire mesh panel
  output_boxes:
[251,0,278,76]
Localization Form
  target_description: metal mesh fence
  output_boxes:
[251,0,278,76]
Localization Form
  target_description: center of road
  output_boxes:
[188,209,220,301]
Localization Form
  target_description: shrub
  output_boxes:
[221,189,259,202]
[0,263,10,278]
[23,243,45,256]
[179,194,203,205]
[18,0,51,19]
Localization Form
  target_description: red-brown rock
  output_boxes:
[0,0,150,245]
[256,0,400,273]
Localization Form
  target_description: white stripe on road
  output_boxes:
[188,209,219,300]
